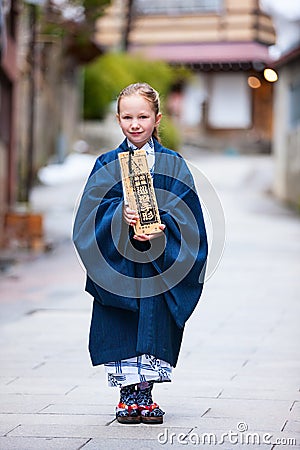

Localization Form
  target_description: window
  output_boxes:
[134,0,223,15]
[208,73,252,129]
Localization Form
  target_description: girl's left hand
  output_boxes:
[133,224,166,241]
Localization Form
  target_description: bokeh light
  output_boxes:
[264,68,278,82]
[248,76,262,89]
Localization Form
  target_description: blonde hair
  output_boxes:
[117,82,161,142]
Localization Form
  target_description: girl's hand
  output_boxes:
[123,204,166,241]
[123,205,139,226]
[133,224,166,241]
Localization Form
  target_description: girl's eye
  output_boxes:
[140,115,148,119]
[123,116,131,120]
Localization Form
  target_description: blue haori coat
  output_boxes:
[73,139,208,368]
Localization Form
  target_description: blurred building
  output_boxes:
[260,0,300,208]
[0,1,79,250]
[273,45,300,207]
[0,0,19,246]
[16,7,82,194]
[0,1,95,251]
[96,0,276,152]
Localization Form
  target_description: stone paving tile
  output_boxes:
[0,359,45,371]
[284,421,300,433]
[0,377,18,386]
[224,374,300,390]
[38,403,116,416]
[269,443,300,450]
[0,390,114,408]
[25,363,95,379]
[0,436,88,450]
[239,358,300,374]
[290,402,300,418]
[80,438,165,450]
[176,357,248,368]
[219,387,299,401]
[1,153,299,449]
[201,398,291,429]
[158,392,215,405]
[0,423,19,437]
[6,423,190,440]
[0,380,77,396]
[0,412,110,428]
[62,385,123,402]
[117,416,298,449]
[186,416,295,435]
[220,434,299,450]
[79,429,298,450]
[0,397,53,414]
[152,384,222,399]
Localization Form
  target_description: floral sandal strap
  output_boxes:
[116,402,139,416]
[139,402,165,417]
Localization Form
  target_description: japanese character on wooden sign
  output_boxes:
[118,149,161,236]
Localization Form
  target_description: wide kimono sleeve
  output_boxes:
[73,144,208,330]
[149,149,208,328]
[72,151,142,311]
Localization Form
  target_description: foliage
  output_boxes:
[159,115,182,151]
[83,52,191,149]
[40,0,112,63]
[83,0,112,21]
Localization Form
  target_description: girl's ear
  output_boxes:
[116,113,121,124]
[155,113,162,126]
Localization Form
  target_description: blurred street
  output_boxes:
[0,146,299,450]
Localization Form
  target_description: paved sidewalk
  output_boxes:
[0,148,299,449]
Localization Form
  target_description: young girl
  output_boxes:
[73,82,208,424]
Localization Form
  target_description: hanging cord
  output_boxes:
[128,147,135,187]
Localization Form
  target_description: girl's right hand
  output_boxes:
[123,205,139,227]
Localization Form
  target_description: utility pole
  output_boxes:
[24,2,37,203]
[123,0,134,51]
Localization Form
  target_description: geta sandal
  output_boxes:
[139,402,165,424]
[116,402,140,424]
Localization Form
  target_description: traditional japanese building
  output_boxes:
[272,45,300,207]
[96,0,276,152]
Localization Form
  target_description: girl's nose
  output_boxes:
[131,119,140,129]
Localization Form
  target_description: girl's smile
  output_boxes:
[117,94,162,148]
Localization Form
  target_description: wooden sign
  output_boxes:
[118,149,161,235]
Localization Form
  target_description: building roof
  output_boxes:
[129,41,274,65]
[274,44,300,68]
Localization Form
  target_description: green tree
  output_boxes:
[41,0,112,63]
[83,52,190,149]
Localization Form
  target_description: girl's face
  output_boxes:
[117,94,162,148]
